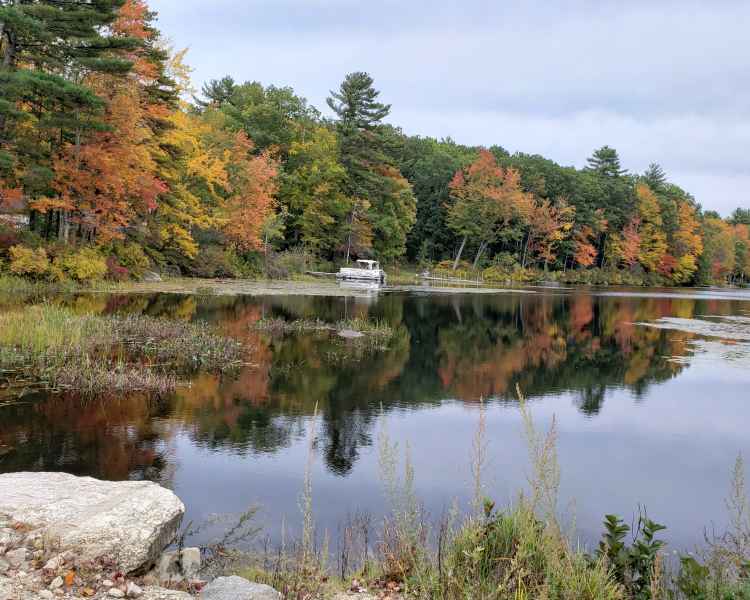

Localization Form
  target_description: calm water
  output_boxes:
[1,285,749,552]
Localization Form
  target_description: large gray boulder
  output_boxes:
[0,472,184,573]
[201,576,281,600]
[142,270,163,282]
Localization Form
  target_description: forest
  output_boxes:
[0,0,749,287]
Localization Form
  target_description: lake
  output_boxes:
[1,284,749,554]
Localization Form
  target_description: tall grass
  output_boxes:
[227,390,749,600]
[0,304,244,395]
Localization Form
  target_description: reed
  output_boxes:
[0,304,243,395]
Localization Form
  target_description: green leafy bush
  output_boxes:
[112,242,150,278]
[272,247,314,279]
[59,247,108,282]
[595,513,666,599]
[189,245,238,278]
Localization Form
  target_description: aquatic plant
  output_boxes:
[0,305,244,395]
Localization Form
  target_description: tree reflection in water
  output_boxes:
[1,288,739,482]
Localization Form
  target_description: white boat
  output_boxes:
[337,259,386,283]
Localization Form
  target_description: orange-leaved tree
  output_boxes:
[222,132,279,252]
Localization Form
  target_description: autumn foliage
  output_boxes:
[0,0,747,286]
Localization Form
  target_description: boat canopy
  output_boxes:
[355,260,380,270]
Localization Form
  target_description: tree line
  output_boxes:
[0,0,748,286]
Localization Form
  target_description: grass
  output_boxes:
[0,304,244,395]
[253,316,395,357]
[194,388,750,600]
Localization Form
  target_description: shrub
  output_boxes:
[272,247,314,278]
[59,247,108,282]
[0,226,20,258]
[112,242,150,278]
[483,264,541,284]
[190,245,238,278]
[106,256,130,281]
[9,245,50,278]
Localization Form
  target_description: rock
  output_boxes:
[180,547,201,579]
[49,575,63,589]
[0,558,8,574]
[43,554,65,572]
[142,271,163,283]
[103,579,114,587]
[109,589,126,598]
[0,578,12,599]
[127,582,144,598]
[155,547,201,582]
[0,472,184,573]
[200,576,281,600]
[6,546,27,567]
[39,591,54,600]
[338,329,364,339]
[141,587,192,600]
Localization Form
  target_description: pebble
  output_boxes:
[126,582,143,598]
[50,576,64,589]
[44,555,64,571]
[39,591,54,600]
[103,579,114,587]
[109,589,126,598]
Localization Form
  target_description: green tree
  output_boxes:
[398,136,477,262]
[200,78,320,156]
[280,126,352,256]
[327,72,415,261]
[729,207,750,226]
[0,0,138,208]
[641,163,667,193]
[197,75,236,107]
[586,145,627,178]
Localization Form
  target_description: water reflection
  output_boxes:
[1,288,749,549]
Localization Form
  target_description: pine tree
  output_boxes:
[0,0,135,137]
[0,0,145,223]
[586,146,627,178]
[642,163,667,193]
[326,71,391,130]
[326,72,415,261]
[198,76,237,107]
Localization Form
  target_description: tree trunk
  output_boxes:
[0,26,16,135]
[57,210,65,240]
[521,233,530,268]
[452,236,467,270]
[2,28,15,69]
[472,241,487,269]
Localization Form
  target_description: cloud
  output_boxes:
[151,0,750,215]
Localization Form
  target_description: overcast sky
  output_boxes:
[151,0,749,216]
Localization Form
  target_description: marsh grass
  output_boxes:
[254,316,395,360]
[0,304,244,395]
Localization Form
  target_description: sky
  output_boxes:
[150,0,750,216]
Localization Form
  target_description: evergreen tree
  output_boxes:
[729,208,750,226]
[327,72,415,261]
[326,71,391,130]
[586,145,627,177]
[642,163,667,193]
[0,0,141,211]
[0,0,136,136]
[198,76,237,107]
